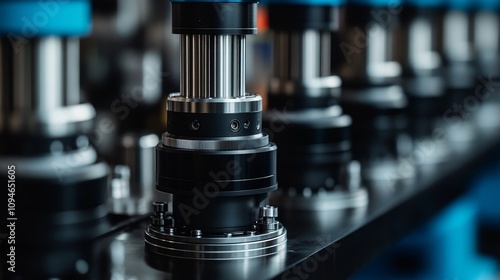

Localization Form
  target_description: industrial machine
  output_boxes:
[335,0,414,189]
[0,0,109,278]
[81,0,172,216]
[263,0,368,215]
[143,0,288,263]
[1,0,500,279]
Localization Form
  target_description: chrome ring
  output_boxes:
[167,93,262,114]
[162,133,269,150]
[269,76,342,97]
[145,224,287,260]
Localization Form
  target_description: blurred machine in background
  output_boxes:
[0,1,109,278]
[335,0,415,192]
[262,0,368,221]
[81,0,176,215]
[1,0,500,279]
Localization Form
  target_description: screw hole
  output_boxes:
[243,120,250,129]
[230,120,240,132]
[191,120,200,131]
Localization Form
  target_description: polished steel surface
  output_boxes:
[180,34,245,99]
[338,22,401,86]
[341,85,407,108]
[270,29,341,97]
[145,224,287,260]
[395,14,443,77]
[167,93,262,113]
[444,11,474,64]
[0,37,94,136]
[272,30,328,82]
[109,133,159,215]
[121,133,158,199]
[0,145,98,178]
[162,133,269,150]
[474,11,500,76]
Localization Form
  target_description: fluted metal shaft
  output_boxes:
[0,37,82,133]
[0,36,96,138]
[272,30,330,83]
[180,34,245,99]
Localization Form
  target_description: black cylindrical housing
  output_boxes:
[172,194,268,233]
[167,111,262,138]
[268,91,340,111]
[263,112,352,192]
[341,91,409,161]
[1,134,87,156]
[268,5,341,31]
[14,161,109,244]
[172,2,257,34]
[156,143,277,232]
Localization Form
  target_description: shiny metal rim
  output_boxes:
[167,93,262,113]
[36,103,95,124]
[341,86,407,108]
[0,147,98,178]
[4,103,95,136]
[145,224,287,260]
[271,188,368,211]
[162,133,269,150]
[275,106,350,125]
[269,76,342,97]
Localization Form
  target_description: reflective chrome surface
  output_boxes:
[0,37,95,136]
[109,133,160,215]
[395,12,443,77]
[270,29,341,97]
[180,34,246,99]
[145,224,287,260]
[0,145,98,178]
[474,11,500,76]
[444,11,474,64]
[338,21,402,86]
[167,93,262,113]
[162,133,269,150]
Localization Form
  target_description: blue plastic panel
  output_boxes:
[0,0,91,36]
[447,0,475,10]
[477,0,500,11]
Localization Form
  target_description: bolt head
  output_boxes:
[152,201,167,213]
[259,205,278,218]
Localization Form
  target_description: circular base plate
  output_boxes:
[145,224,287,260]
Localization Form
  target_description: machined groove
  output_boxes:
[181,34,246,99]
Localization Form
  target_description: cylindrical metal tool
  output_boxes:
[262,0,368,211]
[0,1,109,278]
[145,0,286,260]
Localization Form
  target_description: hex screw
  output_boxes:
[150,202,173,232]
[191,229,202,237]
[256,205,279,231]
